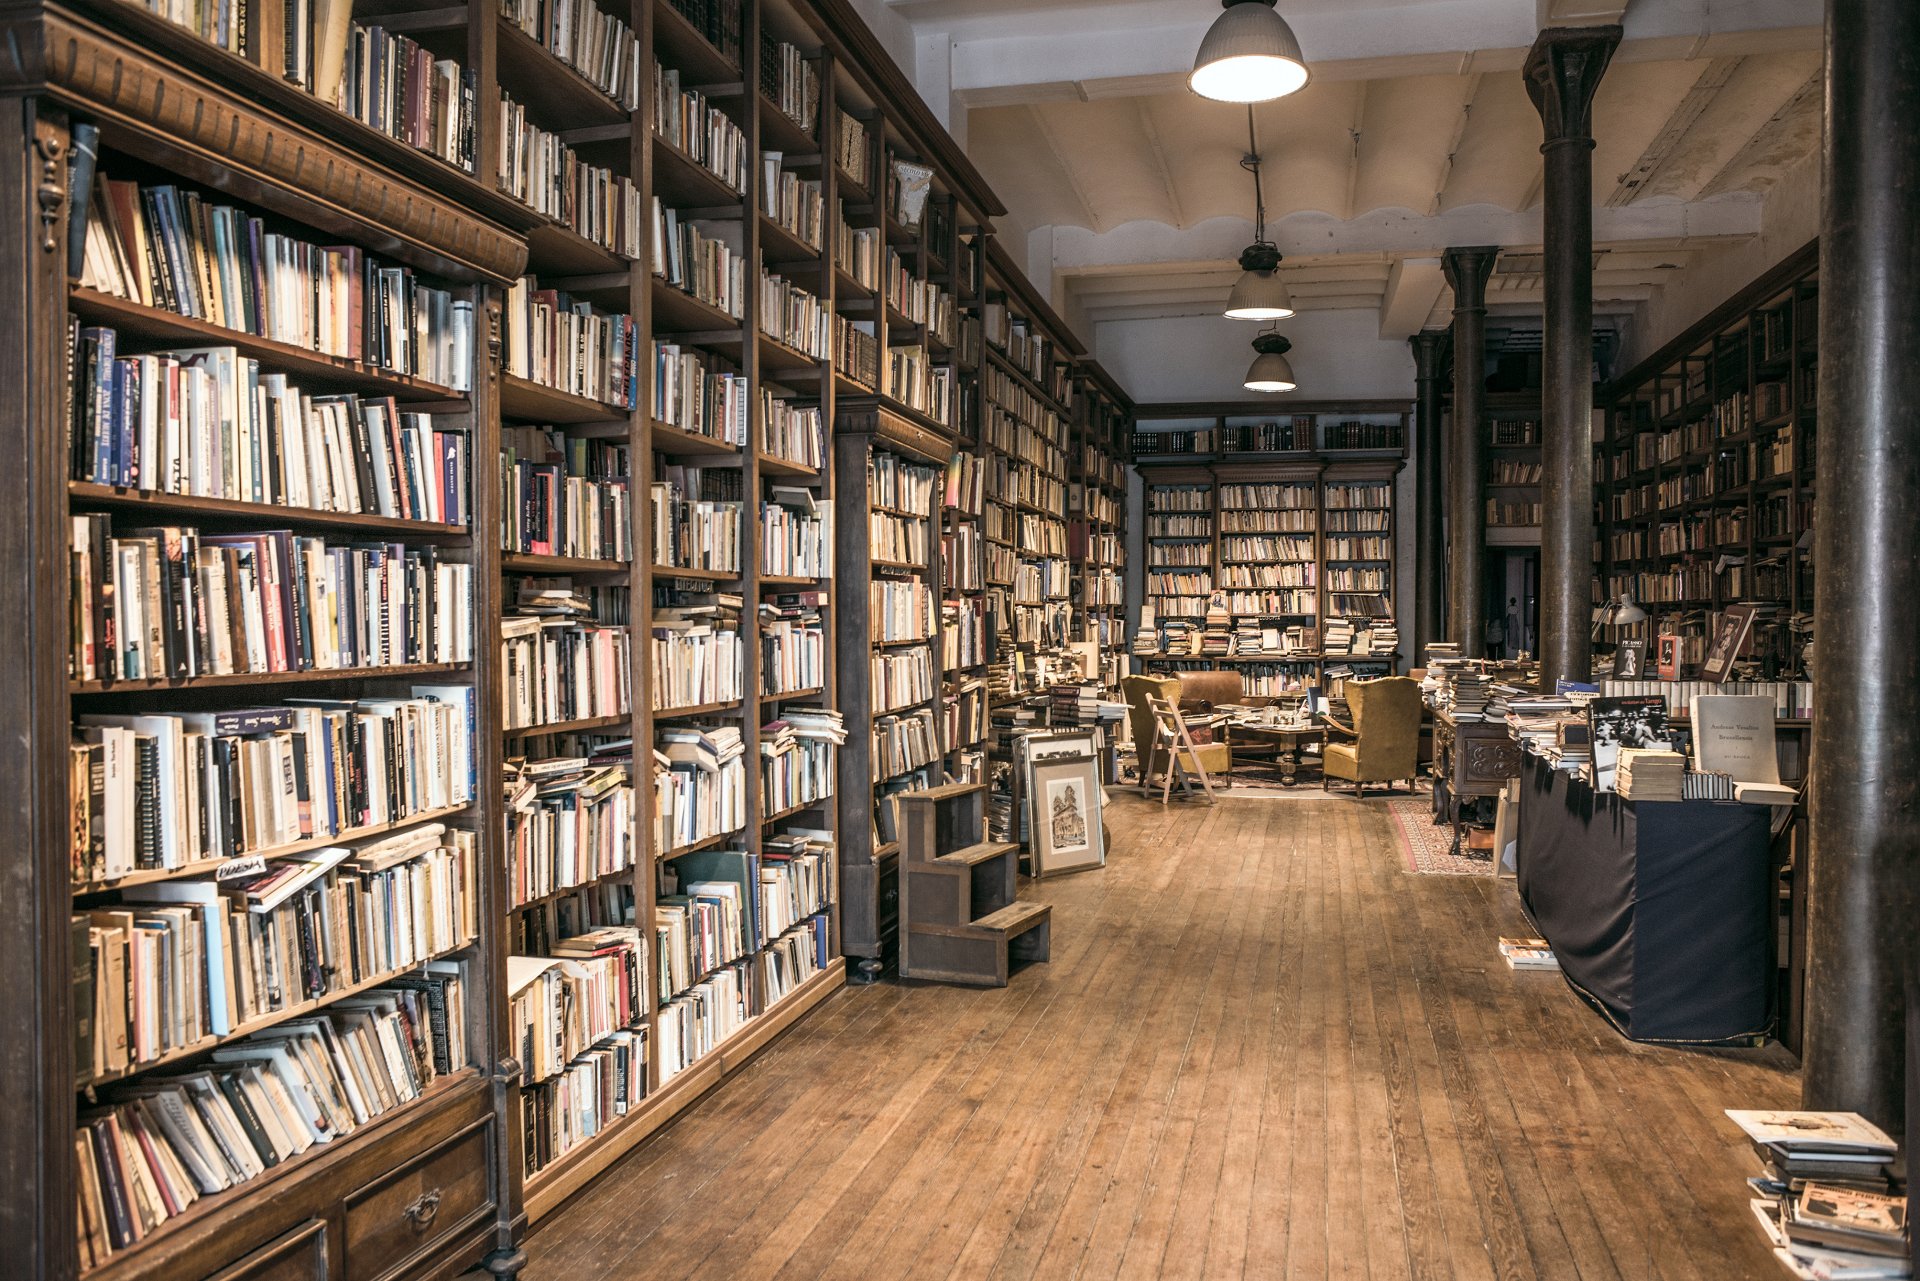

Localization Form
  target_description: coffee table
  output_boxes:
[1226,722,1326,786]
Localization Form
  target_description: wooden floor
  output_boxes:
[524,791,1800,1280]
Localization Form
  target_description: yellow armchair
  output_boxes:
[1321,676,1421,794]
[1122,674,1232,788]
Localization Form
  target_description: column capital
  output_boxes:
[1524,25,1621,145]
[1409,330,1446,381]
[1442,246,1498,311]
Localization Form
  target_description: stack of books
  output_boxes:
[1617,748,1687,801]
[1498,937,1559,970]
[1727,1110,1908,1280]
[1130,625,1159,656]
[1324,618,1356,653]
[1686,770,1738,800]
[1546,721,1592,773]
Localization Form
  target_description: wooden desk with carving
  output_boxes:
[1431,710,1524,856]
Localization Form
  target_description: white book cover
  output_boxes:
[1690,693,1781,785]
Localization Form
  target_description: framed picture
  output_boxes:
[1701,604,1758,684]
[1615,640,1646,679]
[1028,753,1105,877]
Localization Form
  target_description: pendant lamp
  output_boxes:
[1190,0,1311,104]
[1224,107,1294,320]
[1243,333,1296,393]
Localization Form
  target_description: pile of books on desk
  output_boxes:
[1727,1109,1909,1279]
[1617,747,1687,801]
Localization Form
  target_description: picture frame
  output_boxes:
[1027,752,1105,877]
[1701,603,1758,684]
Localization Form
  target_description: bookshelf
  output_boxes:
[1484,393,1545,548]
[1596,242,1818,682]
[5,0,1119,1270]
[1134,443,1405,695]
[1070,361,1132,695]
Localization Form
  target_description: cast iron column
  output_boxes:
[1410,331,1446,658]
[1525,26,1617,688]
[1442,247,1496,656]
[1804,0,1920,1132]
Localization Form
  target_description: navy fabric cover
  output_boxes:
[1516,754,1775,1045]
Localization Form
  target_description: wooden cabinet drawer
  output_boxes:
[207,1221,329,1281]
[344,1119,493,1281]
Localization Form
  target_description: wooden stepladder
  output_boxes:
[1143,693,1219,805]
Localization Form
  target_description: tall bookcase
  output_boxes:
[1596,241,1818,680]
[1132,401,1407,695]
[1070,361,1132,694]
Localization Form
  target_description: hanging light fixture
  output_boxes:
[1224,107,1293,320]
[1243,332,1296,393]
[1190,0,1311,104]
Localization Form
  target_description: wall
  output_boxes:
[1092,308,1417,404]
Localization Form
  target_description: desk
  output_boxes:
[1431,711,1522,854]
[1516,754,1775,1045]
[1226,723,1324,786]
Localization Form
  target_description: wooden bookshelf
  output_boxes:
[1069,361,1133,696]
[0,0,1129,1273]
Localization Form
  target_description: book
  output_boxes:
[1690,693,1783,789]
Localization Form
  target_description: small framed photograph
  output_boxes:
[1028,753,1105,878]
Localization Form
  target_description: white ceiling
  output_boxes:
[892,0,1824,342]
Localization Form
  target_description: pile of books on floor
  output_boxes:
[1727,1109,1910,1279]
[1498,936,1560,970]
[1617,748,1687,801]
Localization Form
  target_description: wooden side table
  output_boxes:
[1432,711,1523,854]
[1227,723,1326,786]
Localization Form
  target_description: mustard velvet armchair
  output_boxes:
[1321,676,1421,794]
[1122,674,1232,788]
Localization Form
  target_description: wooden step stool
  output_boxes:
[895,781,1051,986]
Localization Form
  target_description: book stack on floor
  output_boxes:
[1616,748,1686,802]
[1498,937,1559,970]
[1727,1110,1909,1280]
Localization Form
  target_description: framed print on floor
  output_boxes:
[1028,752,1105,878]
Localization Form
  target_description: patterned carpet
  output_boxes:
[1382,792,1496,876]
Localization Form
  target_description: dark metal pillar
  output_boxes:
[1410,331,1446,659]
[1804,0,1920,1132]
[1525,25,1617,688]
[1442,247,1496,657]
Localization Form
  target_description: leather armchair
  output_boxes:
[1322,676,1421,794]
[1122,674,1232,787]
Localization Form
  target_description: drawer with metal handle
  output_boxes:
[344,1119,494,1281]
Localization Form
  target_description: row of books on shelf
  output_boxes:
[500,98,642,259]
[1488,500,1542,528]
[501,611,632,732]
[759,272,832,359]
[509,928,645,1085]
[835,218,882,291]
[504,756,635,909]
[76,958,471,1267]
[651,471,745,572]
[654,65,750,194]
[1596,678,1814,720]
[70,330,473,525]
[870,511,930,566]
[1220,565,1315,589]
[502,428,631,562]
[652,203,746,318]
[77,825,479,1080]
[79,176,476,389]
[502,0,642,110]
[762,489,832,577]
[522,1026,646,1180]
[69,691,477,884]
[760,596,826,694]
[761,392,824,471]
[341,26,477,172]
[872,707,941,780]
[760,711,845,816]
[760,35,820,135]
[761,156,825,251]
[656,869,747,1000]
[505,277,638,409]
[69,518,475,684]
[888,348,954,426]
[1221,482,1315,511]
[651,600,742,710]
[872,645,937,713]
[653,724,746,851]
[660,343,748,449]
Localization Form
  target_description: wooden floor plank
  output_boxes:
[522,791,1800,1281]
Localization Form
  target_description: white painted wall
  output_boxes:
[1092,308,1416,404]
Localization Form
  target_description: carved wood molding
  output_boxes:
[0,3,528,284]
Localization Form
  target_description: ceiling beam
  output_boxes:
[1697,70,1822,199]
[1024,102,1103,232]
[1606,56,1743,205]
[1379,257,1449,340]
[1132,98,1186,229]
